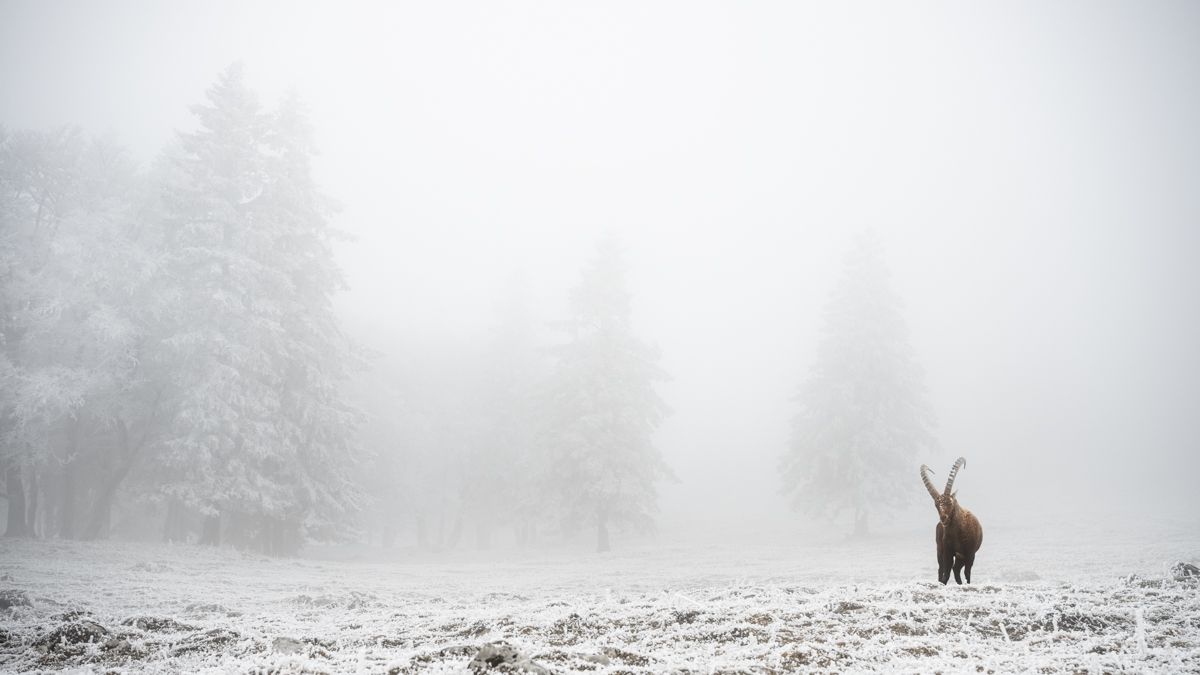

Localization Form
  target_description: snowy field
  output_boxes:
[2,516,1199,674]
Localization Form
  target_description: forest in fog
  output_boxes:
[0,68,361,552]
[3,3,1200,673]
[0,65,687,554]
[0,65,945,555]
[3,1,1200,561]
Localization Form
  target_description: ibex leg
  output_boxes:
[936,524,950,584]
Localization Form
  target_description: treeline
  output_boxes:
[1,66,672,554]
[0,66,359,554]
[3,65,936,553]
[356,238,671,554]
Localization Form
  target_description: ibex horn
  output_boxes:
[920,465,940,502]
[943,457,966,496]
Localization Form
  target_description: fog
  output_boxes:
[2,0,1199,551]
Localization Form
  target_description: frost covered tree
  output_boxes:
[0,70,359,549]
[27,137,165,542]
[0,127,82,537]
[259,91,364,547]
[541,237,671,552]
[780,233,937,536]
[0,127,160,539]
[153,66,361,552]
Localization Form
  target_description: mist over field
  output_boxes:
[2,1,1199,672]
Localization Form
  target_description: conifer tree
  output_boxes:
[155,66,360,551]
[542,237,671,552]
[781,233,937,536]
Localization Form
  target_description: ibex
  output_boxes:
[920,457,982,585]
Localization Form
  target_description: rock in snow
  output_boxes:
[0,589,31,610]
[1171,561,1200,579]
[272,636,304,654]
[121,615,196,632]
[469,641,549,673]
[35,620,109,651]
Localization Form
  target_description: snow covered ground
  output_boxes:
[2,515,1198,673]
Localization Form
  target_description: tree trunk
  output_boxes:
[416,513,429,550]
[91,497,112,540]
[475,521,492,550]
[25,470,39,536]
[853,508,869,538]
[199,513,221,546]
[596,508,611,553]
[61,460,77,539]
[271,518,284,556]
[4,466,28,537]
[60,419,82,539]
[280,519,301,557]
[261,516,293,557]
[262,516,274,555]
[163,499,187,543]
[225,511,249,550]
[446,513,463,551]
[516,521,537,548]
[81,487,115,540]
[83,419,141,540]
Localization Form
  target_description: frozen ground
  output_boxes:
[2,515,1199,673]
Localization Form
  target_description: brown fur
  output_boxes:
[920,458,983,584]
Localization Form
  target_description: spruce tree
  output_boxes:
[780,232,937,536]
[263,91,364,548]
[542,237,671,552]
[155,66,360,551]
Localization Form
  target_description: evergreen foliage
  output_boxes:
[154,65,362,550]
[0,67,361,552]
[781,233,937,536]
[541,236,672,551]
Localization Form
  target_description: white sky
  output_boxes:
[3,0,1198,528]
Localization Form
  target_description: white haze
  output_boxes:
[3,0,1198,536]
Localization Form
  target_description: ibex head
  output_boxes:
[920,457,966,528]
